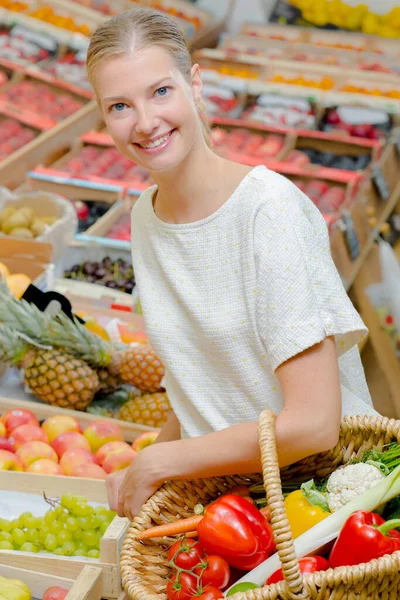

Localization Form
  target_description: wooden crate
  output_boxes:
[27,132,149,202]
[0,396,157,441]
[0,564,102,600]
[0,471,128,598]
[77,198,140,251]
[0,101,102,190]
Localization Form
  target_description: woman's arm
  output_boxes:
[154,410,181,444]
[117,337,342,519]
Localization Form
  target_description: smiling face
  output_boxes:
[94,45,203,173]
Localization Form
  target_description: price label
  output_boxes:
[342,212,360,261]
[372,165,390,202]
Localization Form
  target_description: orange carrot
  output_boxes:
[138,515,203,540]
[138,487,265,541]
[185,531,198,538]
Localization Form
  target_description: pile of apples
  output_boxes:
[210,127,284,159]
[61,146,152,187]
[0,118,36,161]
[0,408,158,478]
[0,81,84,122]
[292,178,346,212]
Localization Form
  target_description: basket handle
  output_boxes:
[258,410,310,600]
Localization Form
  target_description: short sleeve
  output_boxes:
[254,178,368,371]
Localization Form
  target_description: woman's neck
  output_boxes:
[150,139,229,225]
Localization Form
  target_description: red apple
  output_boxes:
[60,448,98,476]
[0,449,23,471]
[95,441,133,466]
[9,424,49,450]
[0,408,39,435]
[16,441,58,468]
[42,414,82,443]
[0,436,14,453]
[83,420,124,453]
[51,431,91,458]
[132,431,159,453]
[27,459,64,475]
[0,422,5,437]
[43,587,69,600]
[73,463,107,479]
[102,447,137,474]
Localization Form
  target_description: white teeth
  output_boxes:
[139,132,171,149]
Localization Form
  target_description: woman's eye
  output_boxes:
[111,103,126,112]
[156,87,169,97]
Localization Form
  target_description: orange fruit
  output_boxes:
[6,273,31,299]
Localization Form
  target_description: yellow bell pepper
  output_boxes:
[284,489,329,539]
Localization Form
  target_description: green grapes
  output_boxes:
[1,496,114,558]
[66,517,79,532]
[11,528,26,547]
[82,530,97,548]
[0,540,13,550]
[26,529,40,543]
[0,519,11,531]
[44,534,57,551]
[57,530,72,545]
[20,542,39,553]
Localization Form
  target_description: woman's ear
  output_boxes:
[191,63,202,106]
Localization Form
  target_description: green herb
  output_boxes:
[301,479,330,513]
[361,443,400,473]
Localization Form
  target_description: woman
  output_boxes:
[86,7,378,520]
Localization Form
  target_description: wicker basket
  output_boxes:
[120,410,400,599]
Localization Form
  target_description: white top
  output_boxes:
[131,165,378,439]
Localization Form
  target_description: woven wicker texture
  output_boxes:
[121,411,400,600]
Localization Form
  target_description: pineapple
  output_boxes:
[118,392,171,428]
[96,366,122,394]
[0,284,165,393]
[0,324,99,410]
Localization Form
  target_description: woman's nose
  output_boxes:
[135,106,159,135]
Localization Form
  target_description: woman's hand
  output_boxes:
[106,467,128,512]
[117,445,163,520]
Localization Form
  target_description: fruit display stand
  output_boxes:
[77,199,137,251]
[26,128,150,201]
[0,238,54,292]
[0,564,103,600]
[0,396,156,441]
[0,100,101,190]
[0,70,88,131]
[240,22,400,56]
[0,470,128,599]
[0,0,104,42]
[351,240,400,420]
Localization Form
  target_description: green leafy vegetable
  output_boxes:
[301,479,330,513]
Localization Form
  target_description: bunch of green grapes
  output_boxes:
[0,494,116,557]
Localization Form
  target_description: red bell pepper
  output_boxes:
[329,510,400,568]
[266,556,329,585]
[197,494,276,570]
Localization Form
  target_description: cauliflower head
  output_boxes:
[327,462,385,512]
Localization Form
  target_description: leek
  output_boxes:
[224,464,400,596]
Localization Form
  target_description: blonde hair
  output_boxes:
[87,7,210,145]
